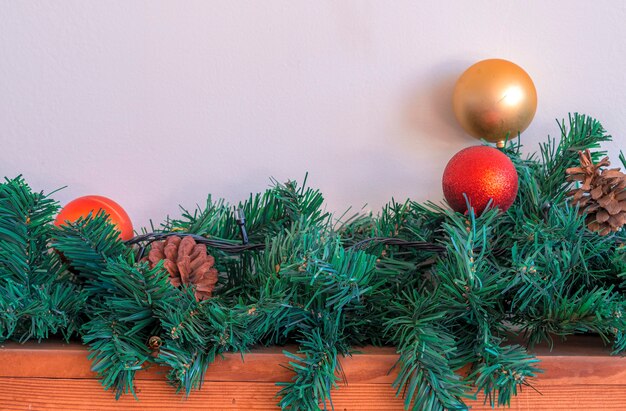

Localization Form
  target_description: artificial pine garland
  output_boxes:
[1,113,626,411]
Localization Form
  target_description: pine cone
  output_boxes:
[148,236,218,300]
[566,149,626,235]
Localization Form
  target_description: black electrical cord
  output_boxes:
[127,232,265,260]
[127,234,447,259]
[125,207,618,262]
[125,209,450,257]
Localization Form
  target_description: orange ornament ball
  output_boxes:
[54,195,134,241]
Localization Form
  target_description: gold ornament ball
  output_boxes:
[452,59,537,147]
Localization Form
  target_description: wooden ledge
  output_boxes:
[0,341,401,384]
[1,335,625,410]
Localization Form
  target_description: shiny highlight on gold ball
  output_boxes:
[452,59,537,146]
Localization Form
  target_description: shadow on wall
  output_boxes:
[346,60,480,206]
[327,61,481,211]
[401,59,476,152]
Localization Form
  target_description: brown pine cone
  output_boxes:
[566,149,626,235]
[148,236,218,300]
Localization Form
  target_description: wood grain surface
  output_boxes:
[1,335,625,410]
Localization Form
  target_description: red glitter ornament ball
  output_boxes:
[442,146,519,214]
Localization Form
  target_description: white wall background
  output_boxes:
[1,1,625,229]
